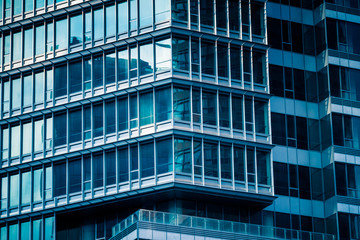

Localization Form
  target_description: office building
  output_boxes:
[0,0,356,239]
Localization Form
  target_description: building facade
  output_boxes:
[0,0,356,239]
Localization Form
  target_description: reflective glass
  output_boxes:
[118,1,128,33]
[9,174,19,207]
[255,101,268,134]
[140,43,154,76]
[105,100,115,134]
[10,125,20,158]
[202,92,217,125]
[69,109,81,143]
[220,145,231,179]
[9,224,18,240]
[173,87,190,121]
[130,0,137,31]
[216,0,227,30]
[83,105,91,140]
[174,138,191,173]
[130,94,138,128]
[130,47,138,78]
[155,88,171,122]
[23,75,32,107]
[2,128,8,160]
[130,145,138,179]
[35,72,44,104]
[46,23,54,53]
[12,32,21,61]
[0,227,6,240]
[33,169,42,202]
[69,159,81,193]
[70,15,83,46]
[118,49,128,81]
[218,44,228,78]
[85,12,92,42]
[0,177,7,210]
[118,148,128,182]
[93,153,103,188]
[12,78,21,109]
[204,142,218,177]
[200,0,214,27]
[36,0,44,9]
[22,123,32,155]
[83,155,91,190]
[25,0,33,12]
[106,5,116,37]
[157,138,173,174]
[32,219,42,240]
[45,217,54,240]
[257,151,270,185]
[84,58,91,90]
[94,8,104,40]
[35,25,45,55]
[34,120,44,152]
[93,55,103,88]
[219,94,230,128]
[54,65,67,98]
[140,92,153,126]
[140,0,152,28]
[69,61,82,94]
[21,222,30,240]
[54,113,66,146]
[3,81,9,113]
[93,103,103,137]
[172,0,187,22]
[231,46,241,80]
[105,151,116,185]
[234,147,245,181]
[172,37,189,71]
[4,35,10,64]
[105,53,116,84]
[54,163,66,196]
[253,51,266,85]
[24,29,33,59]
[45,166,52,199]
[201,41,215,75]
[140,142,154,178]
[156,38,171,72]
[192,88,200,123]
[229,0,239,32]
[118,97,128,131]
[21,172,31,205]
[156,0,171,22]
[55,19,68,50]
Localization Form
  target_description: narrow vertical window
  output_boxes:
[173,87,190,121]
[35,25,45,56]
[174,138,191,173]
[118,97,128,131]
[106,5,116,37]
[69,109,82,143]
[68,159,81,193]
[12,32,21,62]
[118,49,128,82]
[204,142,218,177]
[140,92,154,126]
[32,219,42,240]
[33,169,42,202]
[105,151,116,185]
[25,0,33,12]
[54,65,67,98]
[105,100,115,134]
[54,112,67,146]
[255,101,268,134]
[192,88,201,123]
[130,0,137,31]
[157,138,173,174]
[69,61,82,94]
[93,55,103,88]
[218,44,228,78]
[155,87,171,122]
[54,162,66,196]
[9,174,19,208]
[21,222,30,240]
[139,0,152,28]
[130,94,138,128]
[156,0,171,23]
[23,76,32,107]
[172,37,189,71]
[219,94,230,128]
[85,12,92,42]
[94,8,104,40]
[118,147,128,183]
[172,0,187,23]
[22,123,32,155]
[12,78,21,110]
[140,141,154,178]
[201,41,215,76]
[70,14,83,46]
[10,125,20,158]
[55,19,68,50]
[105,52,116,84]
[234,147,245,181]
[93,153,104,188]
[118,0,128,34]
[139,42,154,76]
[24,29,33,59]
[34,72,44,105]
[156,38,171,72]
[83,105,91,140]
[45,166,52,200]
[34,119,44,152]
[46,23,54,53]
[245,97,253,132]
[2,128,9,160]
[93,103,104,137]
[220,144,231,180]
[202,91,217,126]
[0,177,7,210]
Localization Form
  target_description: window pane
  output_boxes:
[140,42,154,76]
[44,217,54,240]
[93,153,103,188]
[118,1,128,33]
[140,92,154,126]
[84,58,91,90]
[69,109,82,143]
[69,159,81,193]
[21,222,30,240]
[229,0,239,32]
[10,125,20,158]
[130,47,138,78]
[257,151,270,185]
[25,0,33,12]
[204,142,218,177]
[32,219,42,240]
[156,0,170,22]
[54,65,67,98]
[9,224,18,240]
[14,0,21,15]
[118,147,129,183]
[155,88,171,122]
[46,23,54,53]
[21,171,31,205]
[130,0,137,31]
[232,95,243,130]
[54,113,66,146]
[118,97,128,131]
[45,166,52,200]
[255,101,268,134]
[106,151,116,185]
[2,128,9,160]
[23,76,33,107]
[35,25,45,55]
[139,0,152,28]
[253,51,266,85]
[105,53,116,84]
[118,49,128,82]
[9,174,19,207]
[172,37,189,71]
[234,147,245,181]
[85,12,92,42]
[93,103,103,137]
[24,29,33,59]
[33,169,42,202]
[219,94,230,128]
[54,163,66,196]
[157,138,173,174]
[105,100,115,134]
[201,41,215,75]
[94,8,104,40]
[220,145,231,180]
[69,61,82,94]
[140,141,154,178]
[35,72,44,104]
[13,32,21,61]
[174,138,191,173]
[200,0,214,27]
[93,55,103,88]
[173,87,190,121]
[55,19,68,50]
[156,38,171,72]
[34,119,44,152]
[106,5,116,37]
[172,0,187,22]
[194,140,202,175]
[202,92,217,125]
[218,44,228,78]
[130,145,138,179]
[70,15,83,46]
[130,94,138,128]
[0,177,7,210]
[83,155,91,190]
[12,78,21,109]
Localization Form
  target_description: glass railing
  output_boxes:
[112,209,336,240]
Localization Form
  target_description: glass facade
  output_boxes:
[0,0,356,239]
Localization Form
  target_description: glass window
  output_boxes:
[32,219,42,240]
[54,113,66,146]
[69,61,82,94]
[216,0,226,30]
[255,101,268,134]
[156,38,171,72]
[234,147,245,181]
[2,128,9,160]
[174,138,191,173]
[23,76,32,107]
[130,46,138,78]
[155,87,171,122]
[253,51,266,85]
[93,103,103,137]
[140,92,154,126]
[54,65,67,98]
[35,72,44,104]
[204,142,218,177]
[46,117,53,150]
[0,226,6,240]
[34,119,44,152]
[93,153,103,188]
[105,52,116,84]
[93,55,103,88]
[241,1,250,34]
[231,46,241,81]
[83,105,91,140]
[9,224,18,240]
[118,49,128,82]
[33,169,42,202]
[194,140,202,175]
[105,151,116,185]
[172,0,187,22]
[140,141,154,178]
[191,39,200,73]
[85,12,92,42]
[9,174,19,207]
[105,100,115,134]
[70,14,83,46]
[106,5,116,37]
[219,94,230,128]
[140,42,154,76]
[243,48,251,82]
[21,222,30,240]
[118,97,128,131]
[172,37,189,71]
[35,0,44,9]
[221,144,231,180]
[12,78,21,110]
[257,150,270,185]
[130,0,137,31]
[3,81,10,113]
[229,0,239,32]
[83,155,91,190]
[44,217,54,240]
[218,44,228,78]
[118,147,129,183]
[4,35,10,65]
[201,41,215,75]
[232,95,243,130]
[45,166,52,200]
[55,19,68,50]
[130,145,138,179]
[247,147,255,183]
[21,171,31,205]
[0,177,7,210]
[84,58,91,90]
[118,1,128,33]
[35,25,45,55]
[139,0,152,28]
[200,0,214,27]
[25,0,33,12]
[251,3,264,37]
[46,23,54,53]
[245,97,253,132]
[24,29,33,59]
[156,0,171,22]
[173,87,190,121]
[10,125,20,158]
[157,138,173,174]
[69,159,81,193]
[69,109,81,143]
[130,94,138,128]
[202,91,217,125]
[54,162,66,196]
[94,8,104,40]
[12,32,21,62]
[192,88,200,123]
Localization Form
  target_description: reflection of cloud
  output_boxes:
[70,37,82,45]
